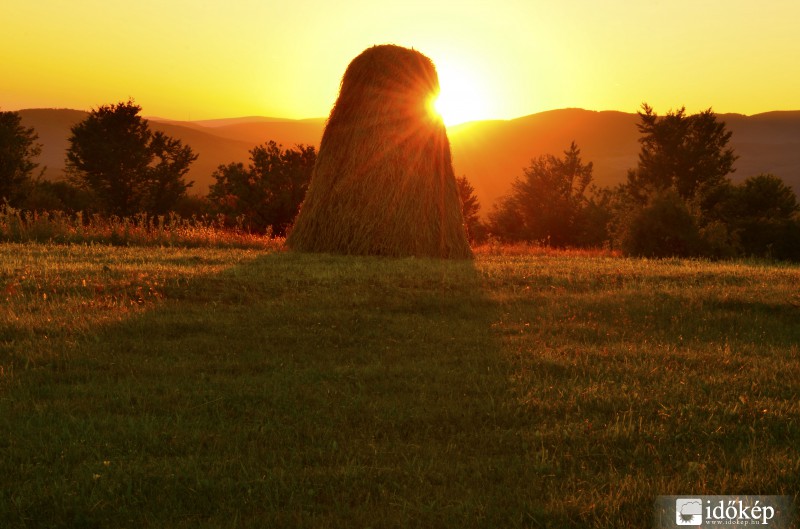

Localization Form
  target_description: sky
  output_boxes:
[2,0,799,125]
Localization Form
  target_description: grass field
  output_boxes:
[1,242,798,528]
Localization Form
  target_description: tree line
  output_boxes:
[1,100,314,237]
[482,104,800,260]
[2,100,799,260]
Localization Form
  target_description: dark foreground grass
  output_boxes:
[1,243,798,528]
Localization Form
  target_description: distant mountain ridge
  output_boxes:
[18,108,800,211]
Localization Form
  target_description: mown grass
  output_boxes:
[1,242,798,528]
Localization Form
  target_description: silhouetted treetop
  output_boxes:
[0,110,42,206]
[489,142,596,246]
[208,141,315,236]
[628,104,737,207]
[66,100,196,216]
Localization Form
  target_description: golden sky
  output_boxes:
[2,0,799,125]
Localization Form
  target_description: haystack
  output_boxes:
[287,44,472,259]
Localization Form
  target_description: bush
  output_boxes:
[698,220,740,259]
[20,180,96,214]
[621,189,702,257]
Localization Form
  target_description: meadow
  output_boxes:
[1,240,798,528]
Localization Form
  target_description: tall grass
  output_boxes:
[473,240,621,258]
[0,204,283,250]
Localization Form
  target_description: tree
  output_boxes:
[734,173,799,221]
[143,132,198,215]
[455,175,486,243]
[66,100,196,216]
[626,104,737,217]
[728,173,800,260]
[617,104,741,257]
[0,110,42,206]
[208,141,316,235]
[488,142,594,246]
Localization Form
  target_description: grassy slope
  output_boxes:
[1,243,798,528]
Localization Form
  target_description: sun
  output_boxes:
[430,62,491,127]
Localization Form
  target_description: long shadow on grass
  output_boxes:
[0,251,572,529]
[6,253,798,529]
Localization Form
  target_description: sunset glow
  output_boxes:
[433,62,492,126]
[2,0,799,122]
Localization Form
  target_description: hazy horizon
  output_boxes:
[9,105,800,129]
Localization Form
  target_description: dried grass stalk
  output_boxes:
[287,44,471,259]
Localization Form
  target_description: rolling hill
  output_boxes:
[17,108,800,212]
[18,109,255,193]
[449,109,800,209]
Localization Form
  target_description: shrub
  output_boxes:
[620,189,702,257]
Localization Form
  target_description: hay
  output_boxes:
[287,44,472,259]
